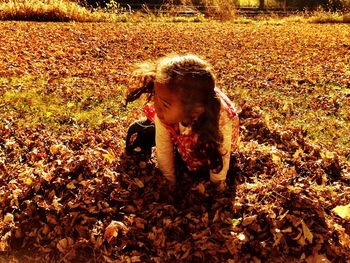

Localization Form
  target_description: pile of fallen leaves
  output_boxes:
[1,21,349,262]
[1,103,349,262]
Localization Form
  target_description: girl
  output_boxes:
[125,54,239,190]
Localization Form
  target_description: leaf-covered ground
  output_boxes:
[0,21,349,262]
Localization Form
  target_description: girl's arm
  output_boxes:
[155,115,176,184]
[210,114,239,185]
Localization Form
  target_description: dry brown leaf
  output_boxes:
[104,221,128,243]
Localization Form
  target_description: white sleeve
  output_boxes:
[210,117,233,183]
[155,115,176,184]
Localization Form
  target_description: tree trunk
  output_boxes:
[259,0,265,10]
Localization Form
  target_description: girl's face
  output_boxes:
[154,83,187,125]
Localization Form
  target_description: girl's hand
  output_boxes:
[213,180,227,192]
[166,179,176,193]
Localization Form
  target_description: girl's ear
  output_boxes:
[191,106,205,120]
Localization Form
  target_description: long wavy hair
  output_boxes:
[125,54,224,173]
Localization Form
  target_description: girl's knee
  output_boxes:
[125,119,155,157]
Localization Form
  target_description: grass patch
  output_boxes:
[13,71,345,147]
[0,76,127,131]
[0,0,349,23]
[0,0,128,22]
[231,82,350,153]
[307,11,349,23]
[238,0,284,8]
[236,11,350,25]
[129,10,208,23]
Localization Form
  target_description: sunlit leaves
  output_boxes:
[104,221,128,244]
[332,204,350,220]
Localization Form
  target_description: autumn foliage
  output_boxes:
[0,22,349,262]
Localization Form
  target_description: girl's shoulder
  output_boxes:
[144,104,156,123]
